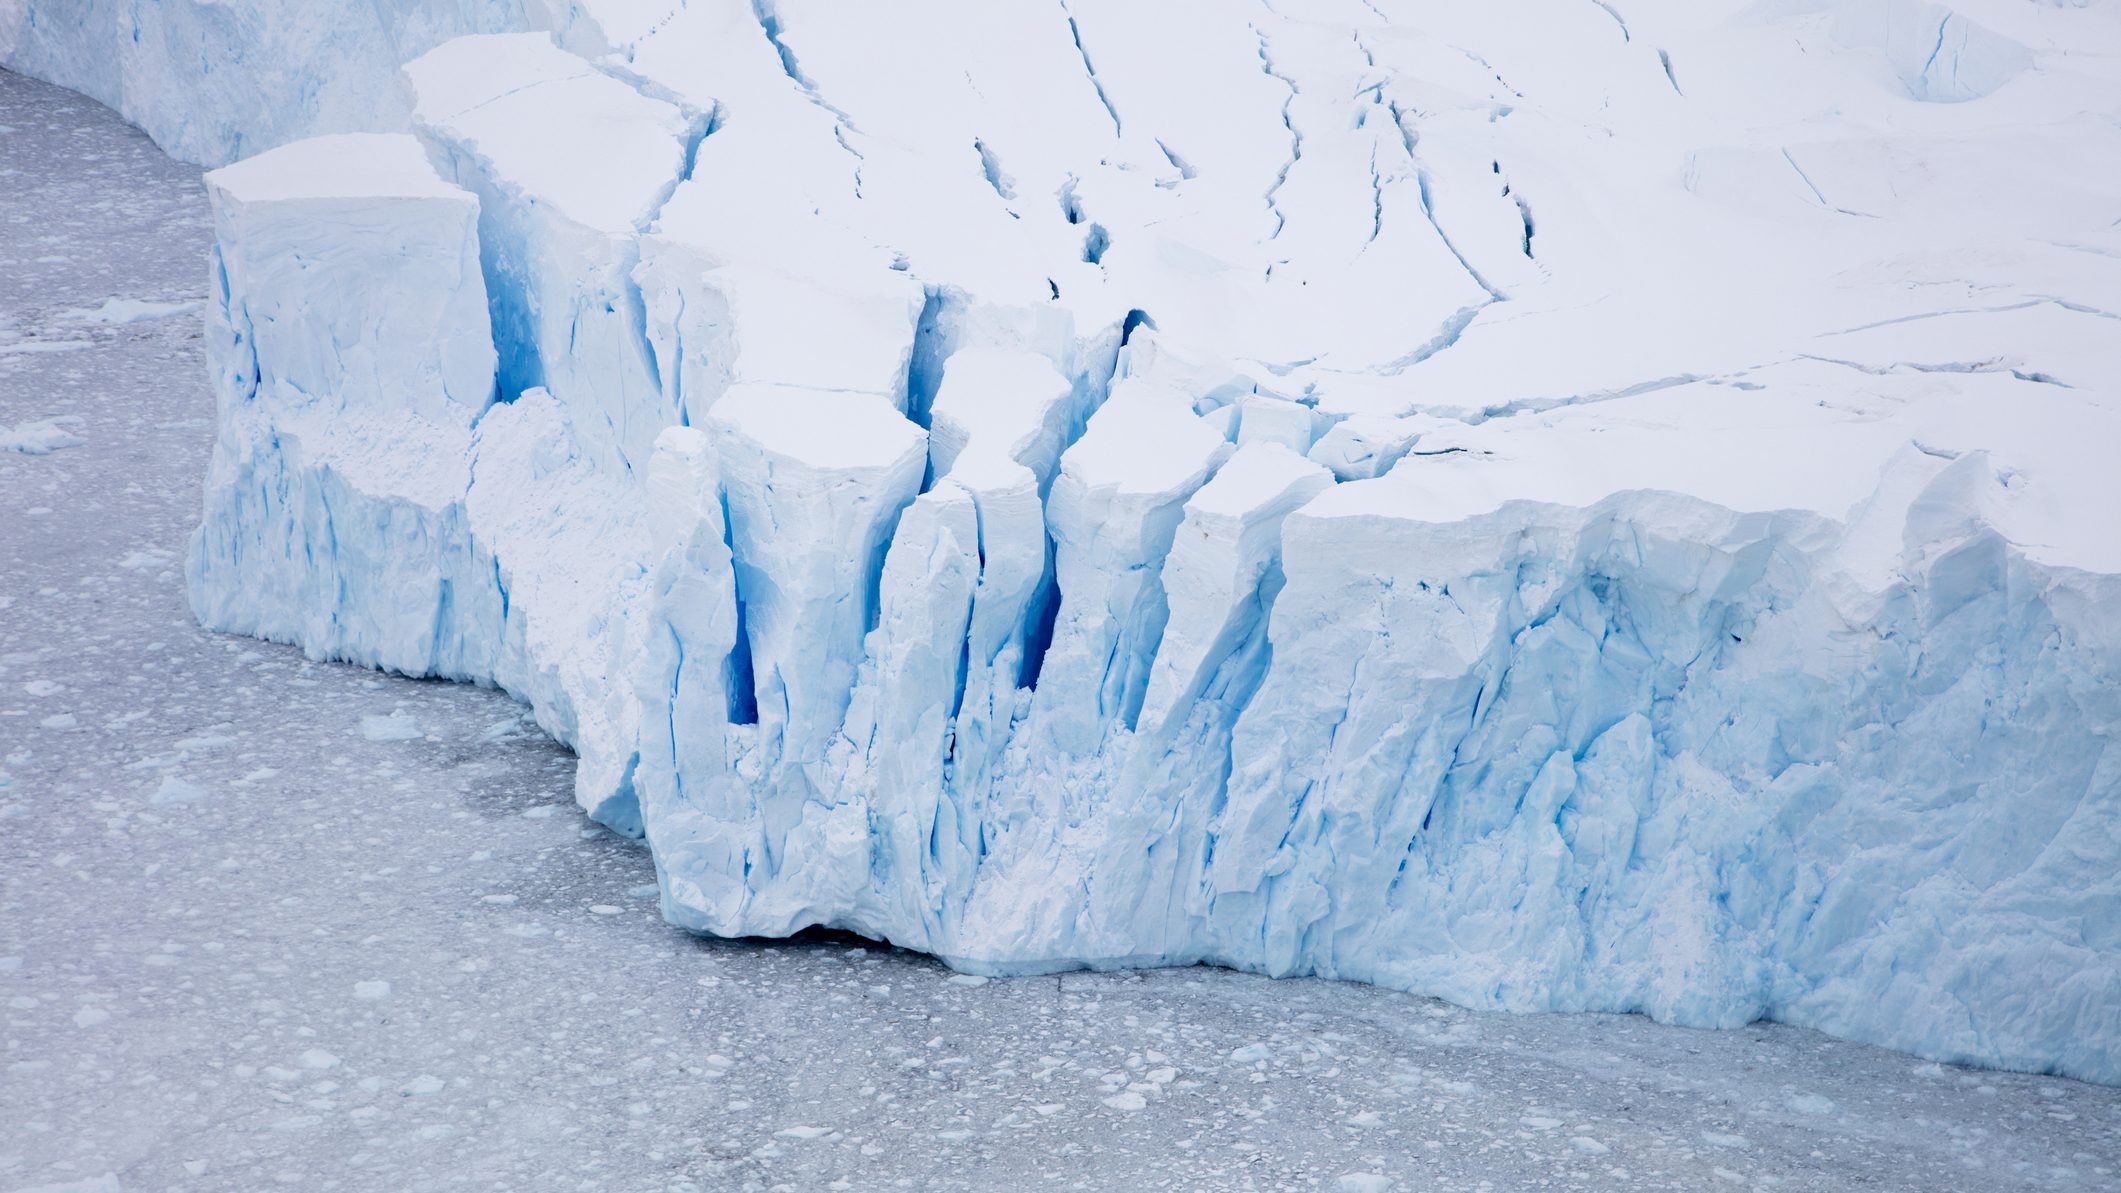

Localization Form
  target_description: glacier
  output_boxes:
[7,0,2119,1084]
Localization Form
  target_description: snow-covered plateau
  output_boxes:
[6,0,2118,1085]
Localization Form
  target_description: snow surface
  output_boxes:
[6,0,2121,1085]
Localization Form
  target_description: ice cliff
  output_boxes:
[8,0,2119,1083]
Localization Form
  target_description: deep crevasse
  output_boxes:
[10,0,2119,1083]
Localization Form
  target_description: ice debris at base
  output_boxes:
[60,297,205,325]
[9,0,2119,1083]
[2,416,86,455]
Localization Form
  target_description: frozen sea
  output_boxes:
[3,67,2118,1193]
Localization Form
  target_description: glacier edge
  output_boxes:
[13,0,2115,1085]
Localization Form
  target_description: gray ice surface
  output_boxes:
[2,67,2118,1193]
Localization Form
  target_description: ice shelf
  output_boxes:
[13,0,2118,1083]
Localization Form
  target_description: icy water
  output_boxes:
[2,67,2117,1193]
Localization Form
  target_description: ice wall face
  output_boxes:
[131,0,2121,1083]
[189,133,504,684]
[1203,468,2121,1075]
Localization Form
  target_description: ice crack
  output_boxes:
[751,0,865,185]
[1589,0,1629,42]
[1254,27,1303,240]
[1389,101,1505,303]
[1060,1,1123,138]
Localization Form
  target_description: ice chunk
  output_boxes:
[1306,414,1425,482]
[0,1172,119,1193]
[187,132,507,685]
[634,253,925,422]
[463,389,654,826]
[837,481,984,932]
[147,777,207,807]
[646,384,928,933]
[201,133,494,429]
[1234,395,1318,454]
[2,416,87,455]
[63,297,204,324]
[706,385,928,772]
[1034,379,1231,753]
[631,426,747,923]
[1137,444,1331,738]
[358,712,422,743]
[404,32,693,473]
[927,348,1077,485]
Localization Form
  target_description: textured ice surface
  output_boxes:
[8,0,2120,1083]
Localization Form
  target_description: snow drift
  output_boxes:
[9,0,2119,1082]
